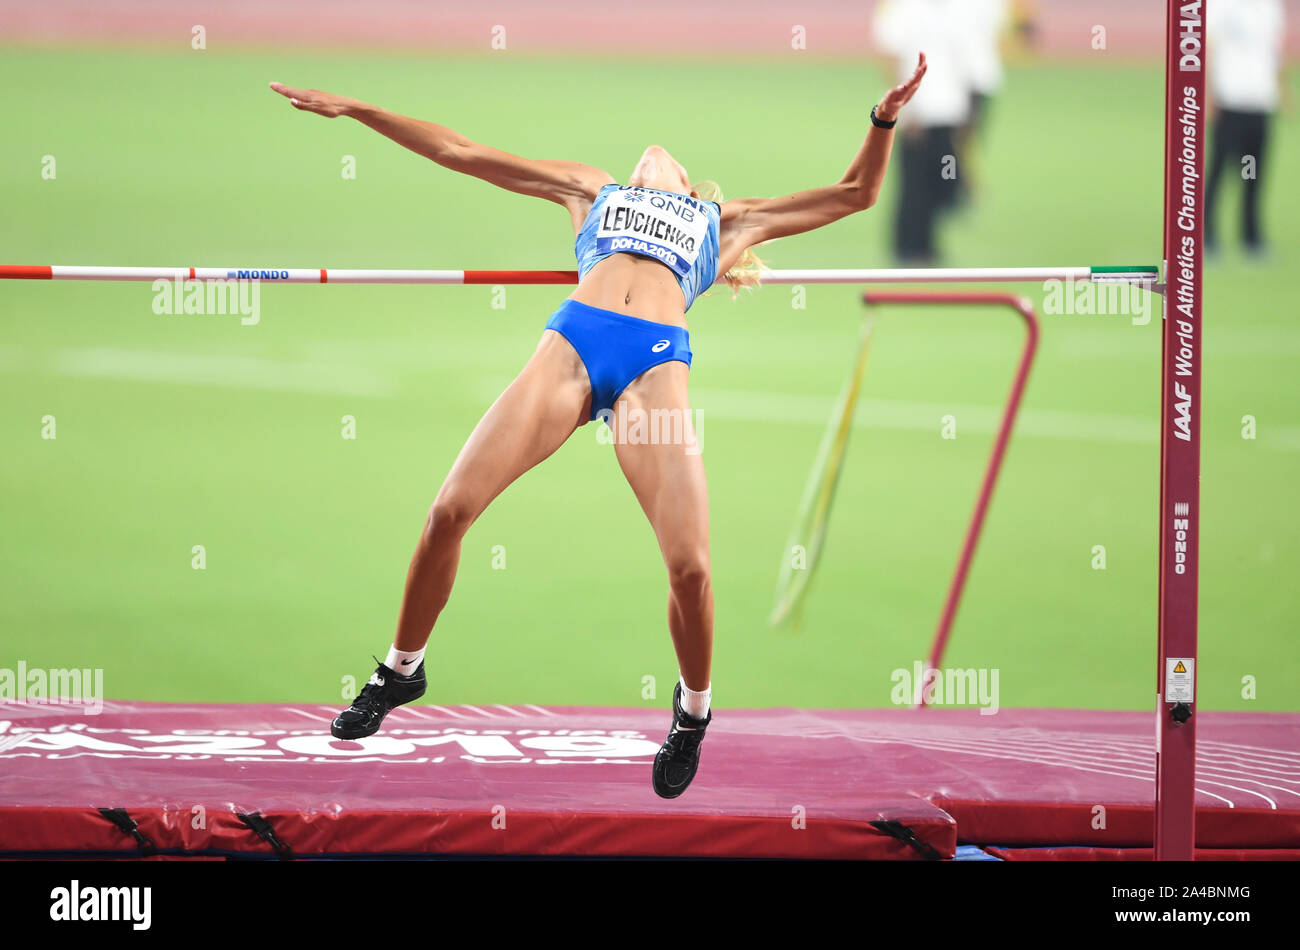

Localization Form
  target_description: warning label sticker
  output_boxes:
[1166,658,1195,703]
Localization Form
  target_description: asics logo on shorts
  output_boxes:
[652,339,671,353]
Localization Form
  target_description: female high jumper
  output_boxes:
[270,54,926,799]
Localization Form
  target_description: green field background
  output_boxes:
[1,48,1296,711]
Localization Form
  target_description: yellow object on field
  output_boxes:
[769,317,874,629]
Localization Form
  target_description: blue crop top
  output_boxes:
[574,183,721,312]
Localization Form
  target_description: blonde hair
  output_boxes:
[692,179,765,298]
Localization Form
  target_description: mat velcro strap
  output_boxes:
[235,811,294,860]
[96,807,157,856]
[869,819,943,860]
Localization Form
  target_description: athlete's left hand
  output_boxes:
[876,52,927,123]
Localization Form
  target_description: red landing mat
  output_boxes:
[1,703,1297,859]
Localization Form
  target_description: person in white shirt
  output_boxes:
[874,0,973,263]
[1205,0,1286,255]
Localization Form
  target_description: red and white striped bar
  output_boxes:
[0,265,1161,286]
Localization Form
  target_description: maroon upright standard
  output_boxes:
[1156,0,1205,861]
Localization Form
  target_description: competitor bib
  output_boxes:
[592,186,712,280]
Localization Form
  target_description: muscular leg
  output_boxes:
[610,361,712,691]
[393,329,591,650]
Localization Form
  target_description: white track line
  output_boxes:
[491,705,529,718]
[684,387,1300,453]
[1193,771,1300,801]
[425,705,469,719]
[1184,781,1277,809]
[1196,757,1300,778]
[283,708,330,723]
[1199,740,1300,765]
[852,727,1300,781]
[47,347,396,398]
[840,733,1240,807]
[808,724,1296,806]
[847,728,1158,769]
[844,732,1153,781]
[522,705,557,717]
[1190,748,1300,769]
[977,734,1300,786]
[1194,749,1300,774]
[459,705,499,719]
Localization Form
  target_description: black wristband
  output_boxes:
[870,106,897,129]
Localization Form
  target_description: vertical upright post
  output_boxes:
[1156,0,1205,861]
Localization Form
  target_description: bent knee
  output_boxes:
[666,551,711,595]
[425,494,478,540]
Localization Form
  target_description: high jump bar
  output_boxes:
[0,264,1160,286]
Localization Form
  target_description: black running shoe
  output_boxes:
[652,682,712,799]
[330,659,426,740]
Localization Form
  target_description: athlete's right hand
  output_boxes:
[269,82,361,118]
[875,52,927,123]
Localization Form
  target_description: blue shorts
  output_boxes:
[544,298,693,422]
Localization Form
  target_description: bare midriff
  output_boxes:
[567,254,691,329]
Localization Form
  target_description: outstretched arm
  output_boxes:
[718,54,926,258]
[268,83,614,218]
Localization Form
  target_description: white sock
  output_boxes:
[384,645,426,676]
[679,677,711,721]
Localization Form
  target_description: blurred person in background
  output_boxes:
[874,0,971,264]
[1009,0,1039,47]
[1205,0,1286,259]
[952,0,1010,209]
